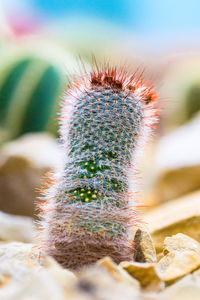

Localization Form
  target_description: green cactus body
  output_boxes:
[185,82,200,121]
[39,65,158,269]
[0,57,62,140]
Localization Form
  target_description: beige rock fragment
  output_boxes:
[156,252,164,262]
[97,256,140,289]
[157,234,200,284]
[133,228,157,263]
[143,190,200,253]
[0,242,75,300]
[1,270,67,300]
[163,233,200,255]
[157,250,200,284]
[43,256,76,287]
[156,166,200,203]
[155,115,200,202]
[0,133,62,217]
[193,268,200,277]
[158,273,200,300]
[1,133,61,170]
[120,261,163,290]
[0,155,39,217]
[69,265,140,300]
[0,211,34,243]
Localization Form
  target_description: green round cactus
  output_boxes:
[184,82,200,121]
[0,56,62,141]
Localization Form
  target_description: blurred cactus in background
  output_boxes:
[161,57,200,131]
[184,81,200,122]
[0,54,63,141]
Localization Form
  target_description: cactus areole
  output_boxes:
[38,63,158,269]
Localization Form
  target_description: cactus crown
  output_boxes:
[38,62,158,269]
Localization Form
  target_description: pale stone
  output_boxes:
[155,115,200,202]
[143,190,200,253]
[158,273,200,300]
[163,233,200,255]
[157,253,164,262]
[71,265,140,300]
[0,242,43,286]
[1,133,62,170]
[0,133,62,217]
[97,257,140,289]
[0,269,66,300]
[157,250,200,284]
[193,268,200,277]
[0,242,75,300]
[120,261,163,290]
[156,234,200,284]
[43,256,76,287]
[0,211,34,243]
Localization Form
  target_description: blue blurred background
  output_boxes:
[2,0,200,52]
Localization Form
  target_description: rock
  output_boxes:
[163,233,200,255]
[120,261,163,291]
[133,228,157,263]
[193,268,200,277]
[157,250,200,284]
[1,133,61,170]
[0,242,39,270]
[155,115,200,202]
[0,268,67,300]
[0,133,62,217]
[143,190,200,253]
[0,242,139,300]
[0,211,34,243]
[157,234,200,284]
[157,253,164,262]
[97,257,140,289]
[70,265,140,300]
[0,242,76,300]
[43,256,76,288]
[158,273,200,300]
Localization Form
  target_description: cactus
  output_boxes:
[0,56,62,141]
[184,82,200,121]
[38,63,158,269]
